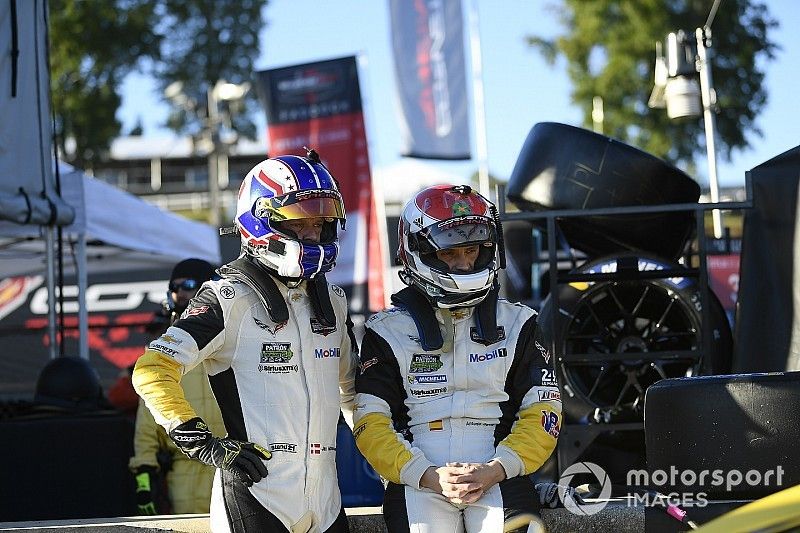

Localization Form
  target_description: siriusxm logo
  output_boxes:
[315,347,341,358]
[469,348,507,363]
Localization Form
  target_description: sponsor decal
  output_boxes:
[409,353,443,373]
[540,369,558,386]
[315,347,341,358]
[535,340,551,364]
[410,386,447,398]
[360,357,379,374]
[451,200,473,216]
[436,215,485,230]
[469,348,507,363]
[331,285,345,298]
[310,317,337,336]
[537,388,561,402]
[160,334,182,345]
[253,317,288,335]
[465,421,494,427]
[309,443,337,455]
[451,308,470,320]
[270,442,297,453]
[408,374,447,384]
[185,305,209,317]
[258,364,298,374]
[541,410,561,438]
[353,424,366,440]
[469,326,506,345]
[408,334,421,344]
[260,342,293,363]
[150,343,178,356]
[219,285,235,299]
[429,420,443,431]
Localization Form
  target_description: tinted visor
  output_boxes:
[254,190,345,222]
[417,216,495,254]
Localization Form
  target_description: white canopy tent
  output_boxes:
[0,163,221,358]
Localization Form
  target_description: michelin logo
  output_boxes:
[408,374,447,384]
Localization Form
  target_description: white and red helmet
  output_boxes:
[398,184,504,308]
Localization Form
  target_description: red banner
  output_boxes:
[256,57,388,312]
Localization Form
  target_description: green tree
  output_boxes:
[48,0,267,170]
[527,0,778,168]
[154,0,266,143]
[49,0,161,169]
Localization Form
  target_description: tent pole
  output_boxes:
[45,225,57,358]
[76,232,89,359]
[467,0,490,198]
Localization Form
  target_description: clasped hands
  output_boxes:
[419,460,507,504]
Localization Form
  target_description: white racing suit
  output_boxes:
[133,273,357,532]
[353,300,561,532]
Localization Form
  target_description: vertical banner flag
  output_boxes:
[256,57,388,312]
[389,0,471,160]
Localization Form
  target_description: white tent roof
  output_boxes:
[374,158,470,205]
[0,164,221,278]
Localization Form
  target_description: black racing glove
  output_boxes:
[169,417,271,487]
[534,482,586,508]
[133,466,158,515]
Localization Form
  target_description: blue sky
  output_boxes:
[119,0,799,189]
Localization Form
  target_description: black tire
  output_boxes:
[506,122,700,260]
[538,253,732,423]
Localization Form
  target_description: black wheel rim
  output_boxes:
[559,280,702,414]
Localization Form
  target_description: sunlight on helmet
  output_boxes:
[235,154,346,279]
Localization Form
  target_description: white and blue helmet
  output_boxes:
[236,154,346,278]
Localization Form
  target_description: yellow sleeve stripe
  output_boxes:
[132,350,197,426]
[353,412,413,484]
[500,400,560,475]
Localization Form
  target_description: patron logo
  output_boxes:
[315,347,340,358]
[310,317,337,336]
[408,374,447,384]
[469,348,507,363]
[469,326,506,346]
[260,342,293,363]
[410,386,447,398]
[270,442,297,453]
[409,353,443,373]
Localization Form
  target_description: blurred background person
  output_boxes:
[128,258,224,515]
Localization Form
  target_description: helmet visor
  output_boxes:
[417,216,495,254]
[254,190,345,222]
